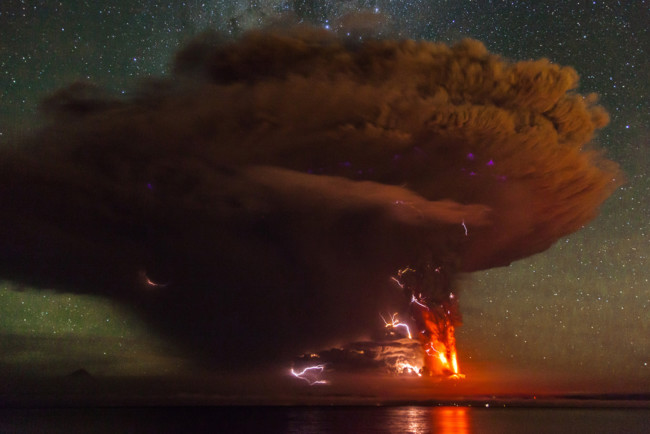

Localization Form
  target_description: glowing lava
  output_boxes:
[394,267,464,378]
[413,301,464,378]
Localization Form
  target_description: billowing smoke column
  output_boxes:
[0,27,621,371]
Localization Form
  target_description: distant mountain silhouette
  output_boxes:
[65,368,94,381]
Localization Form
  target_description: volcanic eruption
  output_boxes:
[0,27,622,374]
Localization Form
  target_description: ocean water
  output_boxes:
[1,406,648,433]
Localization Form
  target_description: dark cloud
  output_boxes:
[0,27,621,369]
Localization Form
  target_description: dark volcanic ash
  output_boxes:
[0,27,622,368]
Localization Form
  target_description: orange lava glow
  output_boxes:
[417,307,464,378]
[393,266,465,379]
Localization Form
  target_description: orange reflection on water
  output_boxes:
[432,406,470,434]
[388,406,471,434]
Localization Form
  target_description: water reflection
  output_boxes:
[401,406,429,433]
[5,406,649,433]
[386,406,470,434]
[432,407,470,434]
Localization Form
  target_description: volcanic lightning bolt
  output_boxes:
[138,270,169,289]
[380,312,412,339]
[290,364,330,385]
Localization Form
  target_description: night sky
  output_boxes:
[0,1,648,401]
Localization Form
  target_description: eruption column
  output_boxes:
[395,267,463,378]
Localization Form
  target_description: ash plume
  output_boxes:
[0,27,621,369]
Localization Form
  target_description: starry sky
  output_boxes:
[0,0,648,399]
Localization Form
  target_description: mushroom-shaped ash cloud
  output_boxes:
[0,27,621,368]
